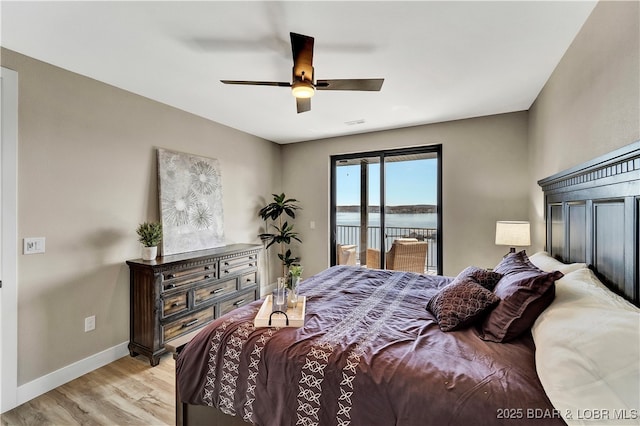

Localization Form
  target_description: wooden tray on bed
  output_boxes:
[254,295,306,328]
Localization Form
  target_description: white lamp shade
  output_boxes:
[495,221,531,247]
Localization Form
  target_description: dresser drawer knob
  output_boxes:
[170,302,185,308]
[204,275,212,279]
[224,270,230,274]
[224,261,229,266]
[165,284,176,290]
[204,265,211,270]
[245,278,252,282]
[182,319,199,329]
[210,288,224,295]
[233,299,246,307]
[167,274,175,279]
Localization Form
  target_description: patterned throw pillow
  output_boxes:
[457,266,503,291]
[427,278,501,332]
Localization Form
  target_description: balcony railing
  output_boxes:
[336,225,438,272]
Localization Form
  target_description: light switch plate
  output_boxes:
[23,237,45,254]
[85,315,96,332]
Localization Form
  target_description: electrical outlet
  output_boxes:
[23,237,46,254]
[84,315,96,332]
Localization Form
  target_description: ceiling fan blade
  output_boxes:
[290,32,314,81]
[316,78,384,91]
[296,98,311,114]
[220,80,291,87]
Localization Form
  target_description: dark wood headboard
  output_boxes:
[538,141,640,307]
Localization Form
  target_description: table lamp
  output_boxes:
[495,221,530,253]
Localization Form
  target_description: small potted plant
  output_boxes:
[136,221,162,260]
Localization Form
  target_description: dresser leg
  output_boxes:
[128,346,139,358]
[150,356,160,367]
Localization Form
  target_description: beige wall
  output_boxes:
[1,48,280,385]
[282,111,530,277]
[528,0,640,248]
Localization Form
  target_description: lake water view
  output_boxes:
[337,212,437,229]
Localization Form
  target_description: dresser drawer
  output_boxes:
[219,290,256,317]
[222,253,258,267]
[240,271,258,289]
[161,292,189,318]
[193,278,236,306]
[163,307,214,342]
[220,254,258,277]
[162,263,217,292]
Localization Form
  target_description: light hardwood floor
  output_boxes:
[1,353,175,426]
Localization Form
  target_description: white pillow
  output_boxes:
[529,251,588,274]
[556,268,639,311]
[532,269,640,425]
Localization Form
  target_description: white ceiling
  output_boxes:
[1,1,597,144]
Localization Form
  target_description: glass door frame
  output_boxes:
[330,144,443,274]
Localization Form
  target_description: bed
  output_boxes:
[175,141,640,426]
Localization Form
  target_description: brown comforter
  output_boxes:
[176,265,564,426]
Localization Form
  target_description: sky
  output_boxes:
[336,158,437,206]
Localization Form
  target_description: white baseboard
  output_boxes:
[16,341,129,407]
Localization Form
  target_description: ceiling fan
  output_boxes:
[221,32,384,113]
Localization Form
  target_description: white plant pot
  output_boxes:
[142,246,158,261]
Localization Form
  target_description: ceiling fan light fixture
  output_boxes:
[221,33,384,112]
[292,80,315,99]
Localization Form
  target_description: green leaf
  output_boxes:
[136,221,163,247]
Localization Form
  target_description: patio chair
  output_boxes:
[366,239,427,273]
[336,244,357,266]
[366,248,379,269]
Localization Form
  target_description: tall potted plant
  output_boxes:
[258,193,302,279]
[136,221,163,260]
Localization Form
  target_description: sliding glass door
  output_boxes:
[331,145,442,274]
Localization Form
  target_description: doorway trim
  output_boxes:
[1,66,19,413]
[330,144,443,274]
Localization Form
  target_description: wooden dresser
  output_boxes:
[126,243,262,366]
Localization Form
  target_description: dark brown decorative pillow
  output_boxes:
[457,266,503,291]
[427,278,501,332]
[480,268,563,342]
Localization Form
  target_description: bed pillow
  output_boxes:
[427,278,500,332]
[456,266,503,291]
[493,250,541,275]
[481,251,563,342]
[529,251,588,275]
[532,269,640,425]
[559,267,639,309]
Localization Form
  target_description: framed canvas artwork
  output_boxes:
[157,148,225,255]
